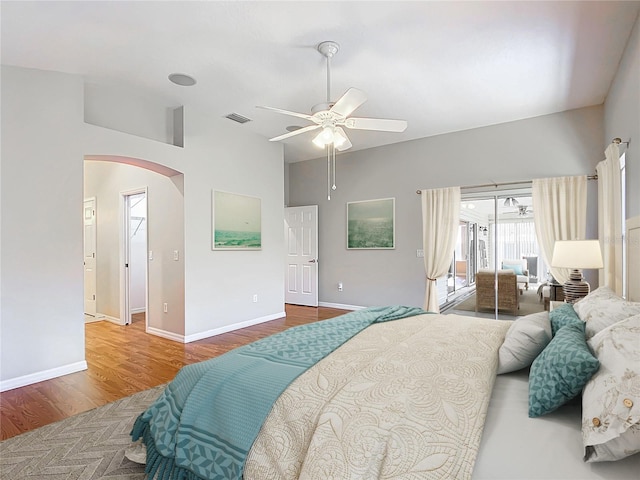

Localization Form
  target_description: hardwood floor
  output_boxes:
[0,305,348,441]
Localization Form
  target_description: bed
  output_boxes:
[129,225,640,479]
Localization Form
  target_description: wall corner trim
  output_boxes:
[0,361,88,392]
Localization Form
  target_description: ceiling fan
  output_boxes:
[257,41,408,199]
[258,41,407,149]
[504,204,534,217]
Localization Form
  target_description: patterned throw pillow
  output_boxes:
[573,286,640,339]
[529,321,600,418]
[582,314,640,462]
[549,302,582,337]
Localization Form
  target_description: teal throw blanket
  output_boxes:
[131,305,425,480]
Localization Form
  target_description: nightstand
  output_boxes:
[549,283,564,301]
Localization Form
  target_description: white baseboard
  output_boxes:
[84,313,105,324]
[146,326,185,343]
[99,314,123,325]
[318,302,365,311]
[183,311,286,343]
[0,361,88,392]
[130,308,146,314]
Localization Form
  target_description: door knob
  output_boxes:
[309,259,318,263]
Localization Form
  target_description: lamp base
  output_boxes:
[563,269,591,304]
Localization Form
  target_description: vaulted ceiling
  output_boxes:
[2,1,638,162]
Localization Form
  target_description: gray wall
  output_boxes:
[604,11,639,219]
[288,106,605,309]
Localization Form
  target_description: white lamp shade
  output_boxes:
[551,240,604,269]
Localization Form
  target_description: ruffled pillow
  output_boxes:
[573,286,640,339]
[582,314,640,462]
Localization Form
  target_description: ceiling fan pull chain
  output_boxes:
[332,144,337,191]
[327,146,332,200]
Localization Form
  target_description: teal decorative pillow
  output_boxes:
[503,264,524,275]
[549,303,582,336]
[529,321,600,418]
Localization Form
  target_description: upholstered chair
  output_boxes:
[501,259,529,292]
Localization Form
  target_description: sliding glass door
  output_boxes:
[453,189,545,319]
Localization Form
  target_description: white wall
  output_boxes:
[604,11,639,219]
[288,106,604,309]
[1,67,86,388]
[84,83,177,146]
[1,65,285,389]
[180,108,285,338]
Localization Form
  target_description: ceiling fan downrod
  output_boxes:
[317,41,339,104]
[318,41,340,200]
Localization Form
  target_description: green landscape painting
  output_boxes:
[347,198,395,249]
[213,190,261,250]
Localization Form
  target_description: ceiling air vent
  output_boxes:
[225,113,252,124]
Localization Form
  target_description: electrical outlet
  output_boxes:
[173,250,179,261]
[252,294,258,303]
[163,303,168,313]
[338,282,343,291]
[416,249,424,258]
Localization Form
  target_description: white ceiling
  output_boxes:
[2,1,638,163]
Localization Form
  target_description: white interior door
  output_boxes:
[121,188,148,326]
[285,205,318,306]
[83,198,97,317]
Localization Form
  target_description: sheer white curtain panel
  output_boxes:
[597,143,623,295]
[532,175,587,283]
[421,186,461,312]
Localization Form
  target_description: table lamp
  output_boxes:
[551,240,604,303]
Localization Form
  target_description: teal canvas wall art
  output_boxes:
[213,190,262,250]
[347,197,395,249]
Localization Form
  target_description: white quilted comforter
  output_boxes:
[244,313,510,480]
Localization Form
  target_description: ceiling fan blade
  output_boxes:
[344,117,408,132]
[256,105,315,122]
[329,88,367,118]
[269,124,320,142]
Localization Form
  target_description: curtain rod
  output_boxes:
[416,175,597,194]
[612,137,630,148]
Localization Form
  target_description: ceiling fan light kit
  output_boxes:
[258,40,408,200]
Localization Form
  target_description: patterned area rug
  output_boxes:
[453,286,545,316]
[0,385,164,479]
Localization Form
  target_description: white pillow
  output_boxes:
[573,286,640,339]
[497,311,552,374]
[582,314,640,462]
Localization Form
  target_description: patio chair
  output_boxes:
[475,270,520,316]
